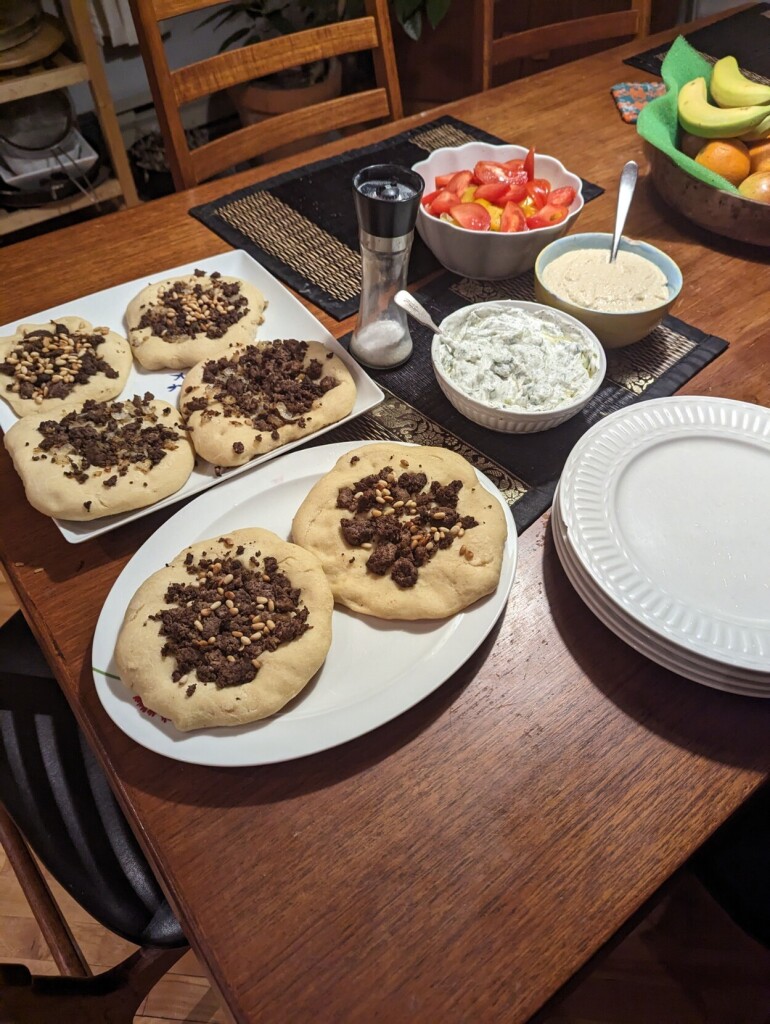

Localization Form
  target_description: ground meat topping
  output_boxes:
[0,322,118,405]
[150,551,310,690]
[35,395,181,485]
[337,464,479,588]
[137,272,249,341]
[194,340,339,435]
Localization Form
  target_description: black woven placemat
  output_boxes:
[322,271,728,535]
[625,4,770,80]
[189,115,604,321]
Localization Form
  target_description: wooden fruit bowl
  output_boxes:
[645,143,770,247]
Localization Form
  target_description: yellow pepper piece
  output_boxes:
[519,198,538,219]
[475,198,503,231]
[460,186,477,203]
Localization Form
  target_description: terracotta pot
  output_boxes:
[230,58,343,161]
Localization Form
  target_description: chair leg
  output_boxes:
[0,946,186,1024]
[0,806,90,979]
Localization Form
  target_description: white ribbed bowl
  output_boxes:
[412,142,584,281]
[431,300,606,434]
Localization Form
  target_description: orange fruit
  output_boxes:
[748,139,770,174]
[738,170,770,204]
[695,139,751,186]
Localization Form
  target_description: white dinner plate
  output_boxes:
[92,441,518,765]
[0,251,383,544]
[553,494,770,687]
[558,397,770,674]
[551,497,770,698]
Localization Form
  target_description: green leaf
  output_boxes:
[220,26,250,50]
[426,0,451,29]
[402,9,422,39]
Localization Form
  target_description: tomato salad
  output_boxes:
[420,149,578,232]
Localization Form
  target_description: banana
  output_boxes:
[711,56,770,109]
[740,111,770,143]
[678,77,769,138]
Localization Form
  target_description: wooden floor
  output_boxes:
[2,575,770,1023]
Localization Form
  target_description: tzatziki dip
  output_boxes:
[541,248,669,313]
[434,303,600,413]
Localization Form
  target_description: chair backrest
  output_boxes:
[130,0,403,190]
[474,0,652,91]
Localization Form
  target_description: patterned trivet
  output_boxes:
[315,271,728,535]
[624,4,770,82]
[189,115,604,321]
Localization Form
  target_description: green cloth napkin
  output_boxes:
[637,35,740,194]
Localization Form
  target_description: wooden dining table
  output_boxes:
[2,14,770,1024]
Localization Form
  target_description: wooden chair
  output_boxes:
[474,0,652,92]
[129,0,403,190]
[0,613,187,1023]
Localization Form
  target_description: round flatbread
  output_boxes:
[179,339,356,467]
[126,270,266,370]
[0,317,132,418]
[115,528,333,731]
[4,394,194,521]
[291,443,507,620]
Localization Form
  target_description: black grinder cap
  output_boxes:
[352,163,425,238]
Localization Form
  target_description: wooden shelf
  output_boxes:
[0,4,139,238]
[0,177,123,236]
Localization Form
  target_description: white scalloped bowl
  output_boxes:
[412,142,584,281]
[431,300,606,434]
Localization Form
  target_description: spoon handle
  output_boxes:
[610,160,639,264]
[394,290,442,334]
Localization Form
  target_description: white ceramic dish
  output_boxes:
[534,232,682,349]
[431,299,606,433]
[0,251,384,545]
[92,440,518,766]
[412,142,584,281]
[551,497,769,698]
[559,397,770,674]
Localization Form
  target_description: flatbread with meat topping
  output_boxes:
[291,443,507,620]
[179,339,356,467]
[4,394,194,520]
[0,317,132,418]
[115,528,333,731]
[126,269,266,370]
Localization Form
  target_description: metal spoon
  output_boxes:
[609,160,638,263]
[394,290,442,334]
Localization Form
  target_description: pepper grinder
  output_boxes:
[350,163,424,370]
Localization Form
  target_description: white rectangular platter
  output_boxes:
[0,250,383,544]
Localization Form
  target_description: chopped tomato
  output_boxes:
[524,147,535,181]
[446,170,474,194]
[549,186,577,207]
[526,203,568,229]
[474,182,508,202]
[499,178,528,204]
[474,160,517,185]
[526,178,551,209]
[434,173,454,188]
[500,202,527,232]
[430,189,459,215]
[504,158,525,173]
[421,189,439,208]
[449,202,491,231]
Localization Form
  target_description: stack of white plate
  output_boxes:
[553,396,770,697]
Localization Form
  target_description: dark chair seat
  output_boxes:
[0,613,185,949]
[691,783,770,950]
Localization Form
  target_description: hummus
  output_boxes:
[434,303,600,413]
[541,248,669,313]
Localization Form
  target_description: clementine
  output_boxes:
[738,170,770,204]
[748,139,770,174]
[695,139,751,186]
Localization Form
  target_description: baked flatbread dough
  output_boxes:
[292,443,507,620]
[180,340,356,467]
[4,395,194,521]
[0,317,132,417]
[126,271,266,370]
[115,529,333,731]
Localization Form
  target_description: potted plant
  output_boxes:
[201,0,348,155]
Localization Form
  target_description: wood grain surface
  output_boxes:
[1,14,769,1024]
